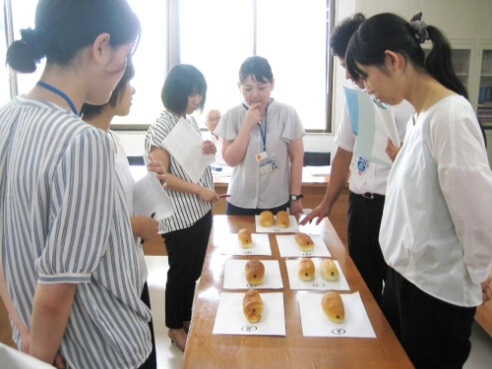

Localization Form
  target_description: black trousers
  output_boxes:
[138,282,157,369]
[225,201,290,215]
[383,268,476,369]
[347,192,387,306]
[163,211,212,329]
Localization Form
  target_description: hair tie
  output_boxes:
[409,12,430,44]
[20,28,46,61]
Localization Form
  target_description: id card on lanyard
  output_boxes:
[243,102,278,175]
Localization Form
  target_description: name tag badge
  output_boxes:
[350,156,368,178]
[256,151,278,175]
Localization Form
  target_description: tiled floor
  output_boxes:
[146,256,492,369]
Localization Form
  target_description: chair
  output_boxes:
[303,151,331,166]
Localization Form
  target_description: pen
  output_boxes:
[218,194,231,198]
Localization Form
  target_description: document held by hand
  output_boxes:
[343,87,400,166]
[161,117,215,183]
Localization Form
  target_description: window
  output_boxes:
[179,0,332,131]
[1,0,333,132]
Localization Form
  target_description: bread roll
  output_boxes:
[245,260,265,285]
[295,232,314,252]
[321,291,345,323]
[243,289,263,323]
[320,259,339,281]
[238,228,252,248]
[297,258,315,281]
[259,210,274,227]
[276,210,290,228]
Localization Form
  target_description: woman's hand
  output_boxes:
[147,154,167,188]
[385,138,401,162]
[243,103,263,131]
[131,216,159,242]
[197,187,219,203]
[481,271,492,304]
[290,200,303,217]
[202,140,217,155]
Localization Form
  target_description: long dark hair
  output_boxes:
[7,0,140,73]
[345,12,467,98]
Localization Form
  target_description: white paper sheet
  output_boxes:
[284,259,349,291]
[0,343,55,369]
[305,165,331,176]
[298,291,376,338]
[217,233,271,256]
[133,171,174,221]
[255,215,300,233]
[276,234,331,257]
[161,117,215,183]
[223,260,283,289]
[213,292,286,336]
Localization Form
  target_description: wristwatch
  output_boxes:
[290,194,304,201]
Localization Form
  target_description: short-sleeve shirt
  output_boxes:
[144,111,213,233]
[214,99,305,209]
[335,86,413,195]
[0,97,152,369]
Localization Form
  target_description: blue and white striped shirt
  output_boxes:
[0,96,152,369]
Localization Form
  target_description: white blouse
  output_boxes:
[380,95,492,306]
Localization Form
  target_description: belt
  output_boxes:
[353,192,385,200]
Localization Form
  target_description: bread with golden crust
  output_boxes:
[295,232,314,252]
[297,258,315,281]
[320,259,339,281]
[238,228,252,248]
[243,289,263,323]
[245,260,265,285]
[259,210,274,227]
[276,210,290,228]
[321,291,345,323]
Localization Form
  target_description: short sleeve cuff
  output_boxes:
[38,272,92,284]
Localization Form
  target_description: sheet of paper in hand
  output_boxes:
[161,117,215,183]
[344,87,400,166]
[133,171,175,221]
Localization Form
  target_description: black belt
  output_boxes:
[352,192,385,200]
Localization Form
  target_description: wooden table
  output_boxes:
[182,215,414,369]
[213,167,350,246]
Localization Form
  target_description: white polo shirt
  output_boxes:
[335,86,413,195]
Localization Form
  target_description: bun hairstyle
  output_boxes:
[345,12,468,99]
[7,0,140,73]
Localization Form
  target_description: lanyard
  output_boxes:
[258,104,269,152]
[243,102,269,152]
[36,80,79,115]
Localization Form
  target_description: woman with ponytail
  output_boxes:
[0,1,152,368]
[346,12,492,369]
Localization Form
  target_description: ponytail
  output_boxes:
[425,26,468,98]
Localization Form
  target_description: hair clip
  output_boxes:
[409,12,430,45]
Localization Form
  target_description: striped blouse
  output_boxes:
[0,96,152,369]
[145,111,213,233]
